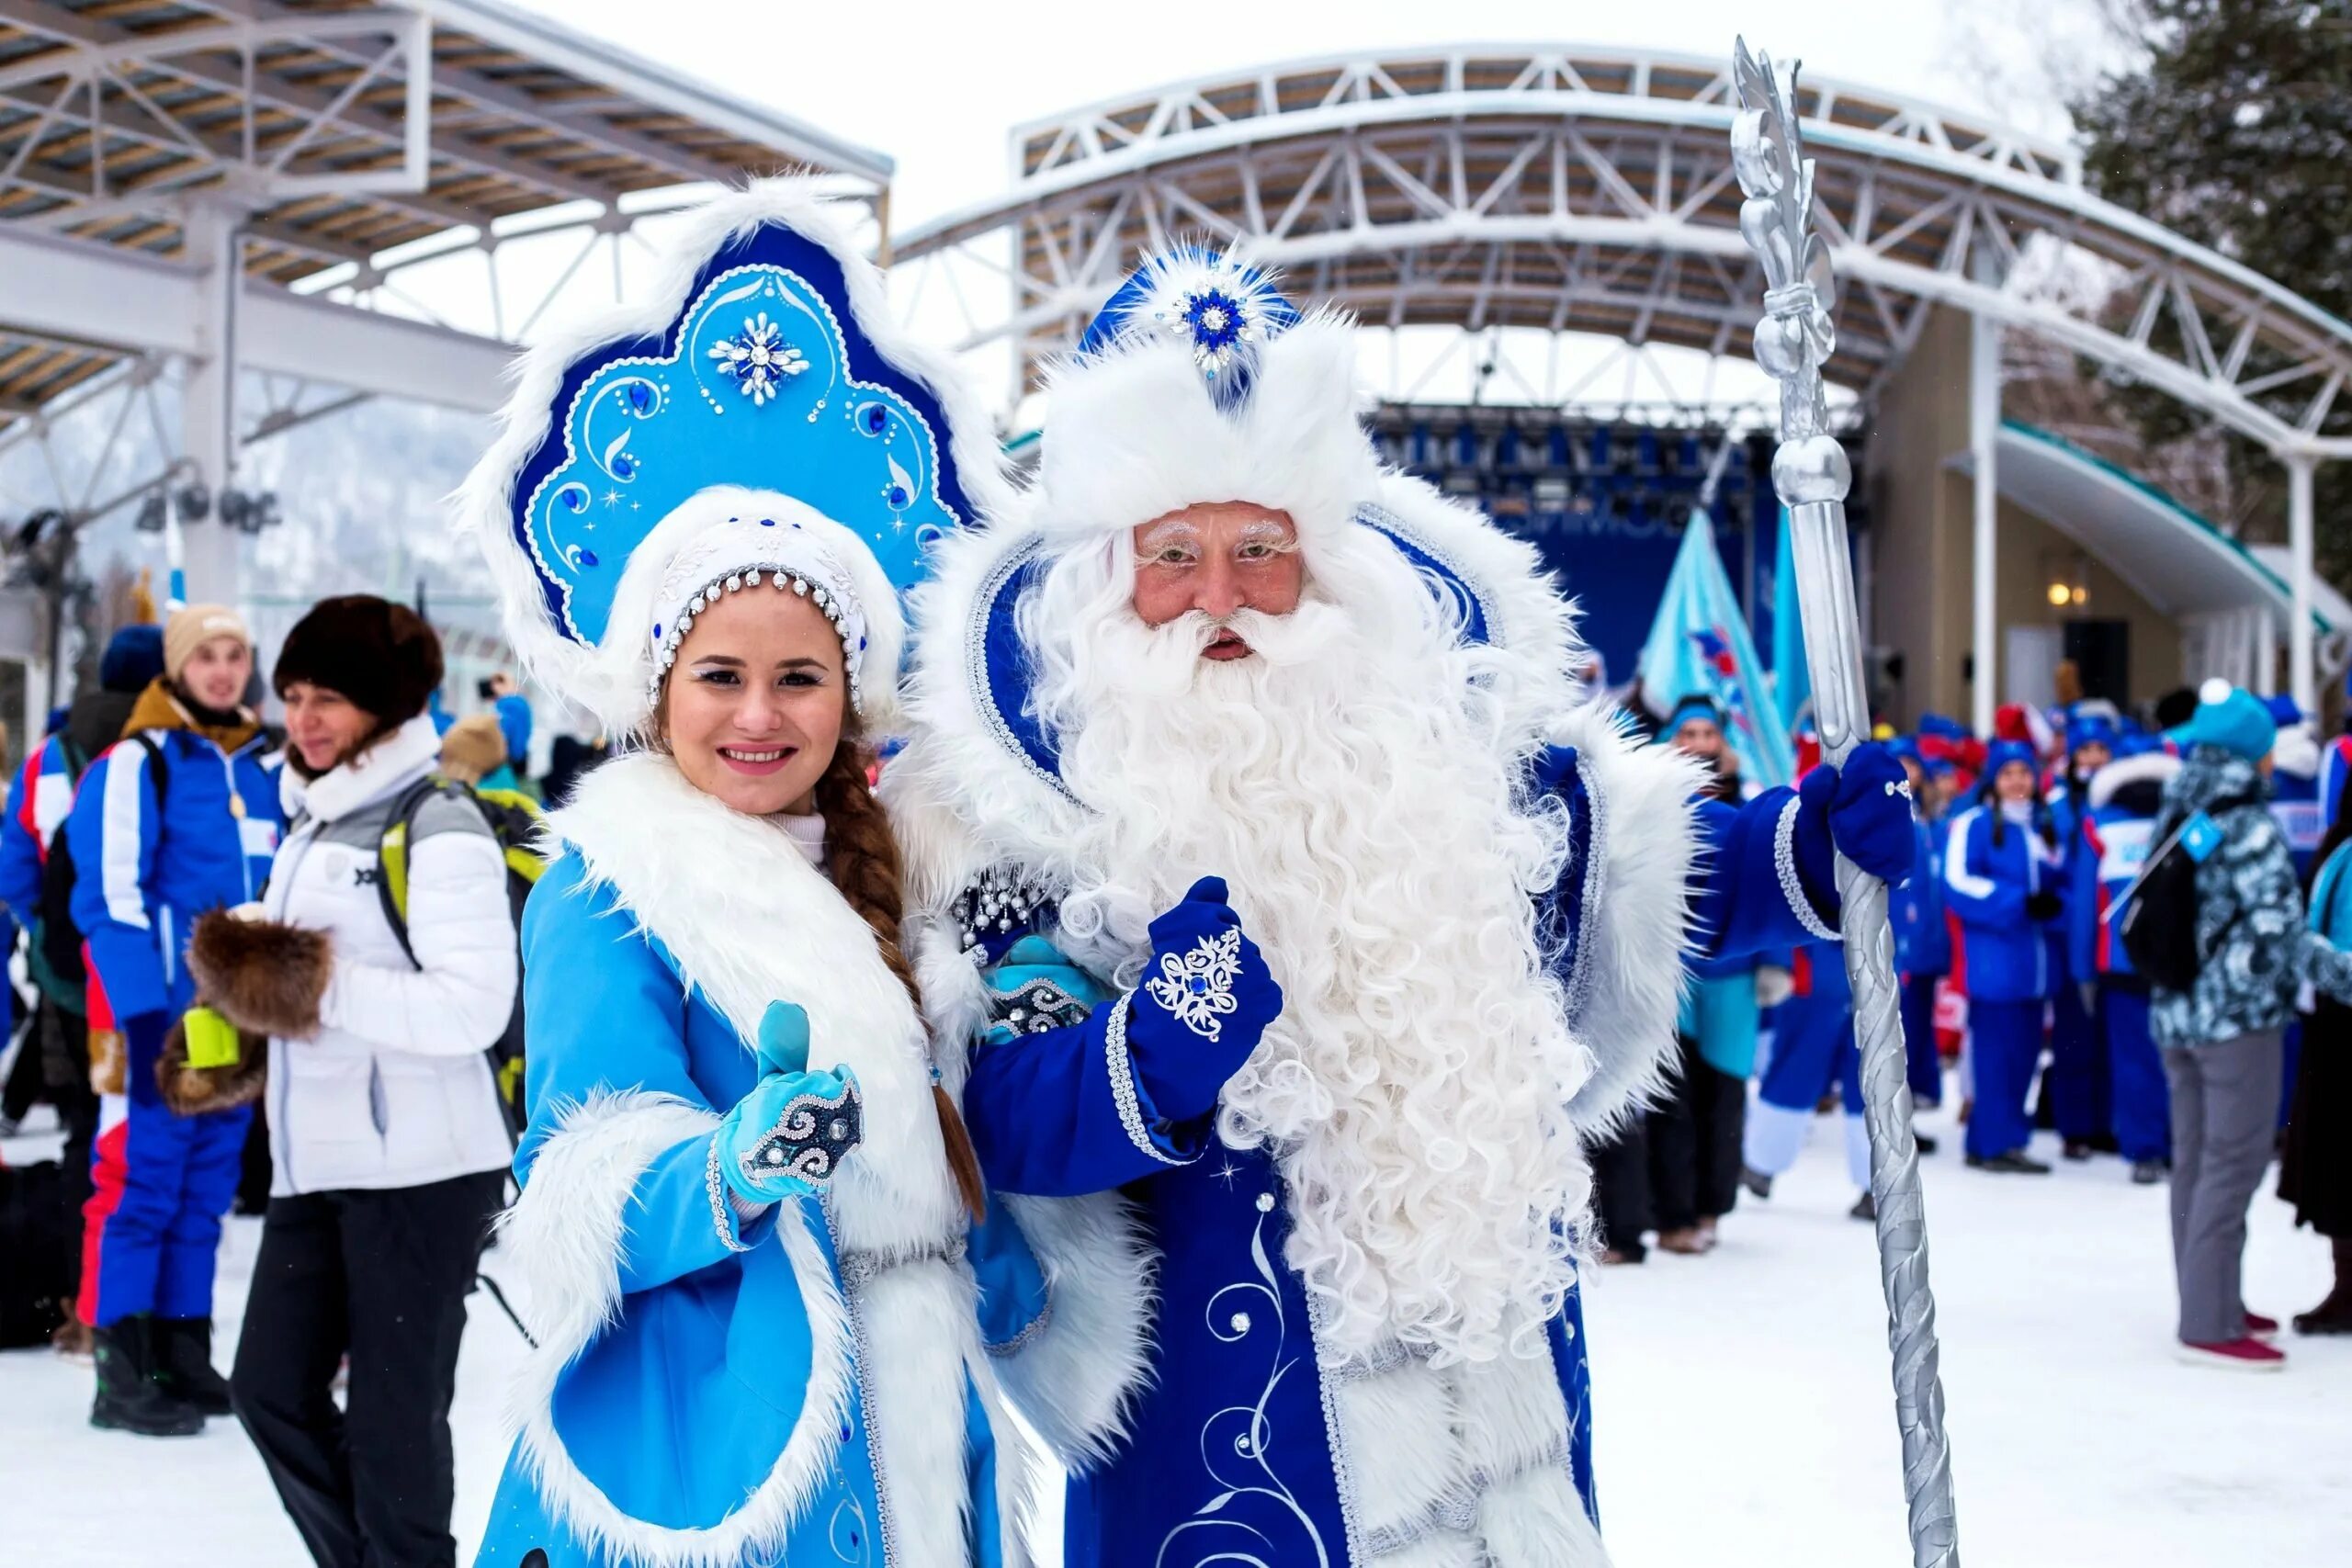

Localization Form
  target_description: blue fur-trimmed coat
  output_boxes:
[475,754,1011,1568]
[896,698,1847,1568]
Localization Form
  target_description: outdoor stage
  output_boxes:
[5,1099,2345,1567]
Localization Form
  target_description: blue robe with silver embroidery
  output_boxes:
[957,754,1843,1565]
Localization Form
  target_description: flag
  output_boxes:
[1771,506,1812,733]
[1637,510,1796,788]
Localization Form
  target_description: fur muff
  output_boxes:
[154,1011,267,1115]
[186,910,333,1039]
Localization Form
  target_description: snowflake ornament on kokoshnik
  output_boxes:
[1145,926,1244,1040]
[707,311,809,406]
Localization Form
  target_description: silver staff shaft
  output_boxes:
[1733,38,1961,1568]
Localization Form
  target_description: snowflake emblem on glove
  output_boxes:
[1145,927,1243,1040]
[707,312,808,406]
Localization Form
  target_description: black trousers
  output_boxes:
[232,1170,505,1568]
[1649,1034,1748,1231]
[1590,1119,1651,1258]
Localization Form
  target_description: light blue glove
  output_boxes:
[716,1001,864,1206]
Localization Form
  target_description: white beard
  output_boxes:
[1023,529,1596,1366]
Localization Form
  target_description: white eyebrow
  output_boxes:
[1137,520,1204,550]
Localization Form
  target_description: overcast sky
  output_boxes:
[509,0,2109,233]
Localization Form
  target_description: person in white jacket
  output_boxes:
[190,595,517,1568]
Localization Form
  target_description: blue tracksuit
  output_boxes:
[2038,783,2109,1144]
[1945,800,2064,1160]
[1891,811,1951,1107]
[68,715,281,1326]
[2069,774,2173,1164]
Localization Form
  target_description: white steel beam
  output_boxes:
[2288,451,2318,715]
[0,225,511,412]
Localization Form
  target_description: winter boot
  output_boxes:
[2132,1159,2168,1185]
[154,1317,233,1416]
[1739,1165,1774,1201]
[90,1316,204,1437]
[1849,1191,1878,1222]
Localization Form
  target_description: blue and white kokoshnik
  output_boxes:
[468,182,1004,730]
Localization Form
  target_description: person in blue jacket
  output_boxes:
[2042,709,2118,1158]
[2069,741,2179,1184]
[1946,738,2066,1173]
[884,246,1919,1565]
[1889,737,1951,1132]
[69,604,281,1435]
[464,182,1023,1568]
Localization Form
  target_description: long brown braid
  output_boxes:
[813,737,987,1221]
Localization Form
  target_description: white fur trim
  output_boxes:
[497,1089,855,1568]
[1034,313,1380,547]
[846,1255,979,1568]
[1477,1469,1610,1568]
[1331,1360,1463,1539]
[458,178,1009,735]
[1452,1347,1574,1483]
[1548,702,1705,1139]
[2088,750,2182,810]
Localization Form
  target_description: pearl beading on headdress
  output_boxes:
[649,563,865,710]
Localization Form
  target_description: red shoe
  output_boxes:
[2245,1312,2280,1340]
[2175,1337,2286,1371]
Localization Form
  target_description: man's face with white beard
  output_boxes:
[1130,502,1303,660]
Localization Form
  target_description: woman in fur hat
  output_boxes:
[187,594,517,1568]
[459,184,1013,1568]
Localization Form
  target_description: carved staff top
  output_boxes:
[1730,39,1849,510]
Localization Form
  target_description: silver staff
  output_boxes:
[1731,38,1961,1568]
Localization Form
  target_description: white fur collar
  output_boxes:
[282,713,442,823]
[547,750,960,1249]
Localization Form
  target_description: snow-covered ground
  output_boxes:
[5,1097,2347,1566]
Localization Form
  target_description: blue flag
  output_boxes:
[1637,510,1795,788]
[1771,506,1812,732]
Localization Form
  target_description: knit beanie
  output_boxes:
[163,604,251,682]
[2166,679,2277,763]
[272,595,444,725]
[99,624,165,694]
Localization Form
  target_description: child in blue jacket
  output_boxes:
[68,604,282,1436]
[1888,739,1950,1122]
[2070,745,2179,1182]
[1945,738,2066,1172]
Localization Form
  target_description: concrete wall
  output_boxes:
[1864,306,2181,724]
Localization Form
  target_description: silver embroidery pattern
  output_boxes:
[1776,795,1840,942]
[1144,928,1243,1040]
[736,1078,863,1189]
[1105,995,1191,1167]
[963,531,1082,805]
[1159,1187,1336,1568]
[1558,751,1611,1024]
[703,1135,754,1254]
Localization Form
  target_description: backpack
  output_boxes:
[2115,789,2258,993]
[374,777,548,1138]
[30,733,169,1014]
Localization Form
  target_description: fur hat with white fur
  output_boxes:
[1031,249,1382,545]
[458,180,1007,736]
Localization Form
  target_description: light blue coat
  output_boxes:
[475,753,1008,1568]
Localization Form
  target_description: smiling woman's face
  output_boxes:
[661,586,847,817]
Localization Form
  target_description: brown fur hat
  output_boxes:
[155,1012,268,1115]
[186,909,334,1039]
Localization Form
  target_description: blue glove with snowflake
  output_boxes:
[1796,741,1917,892]
[1125,877,1283,1122]
[716,1001,863,1206]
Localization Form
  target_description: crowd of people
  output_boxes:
[1590,671,2352,1369]
[0,176,2346,1568]
[0,596,567,1561]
